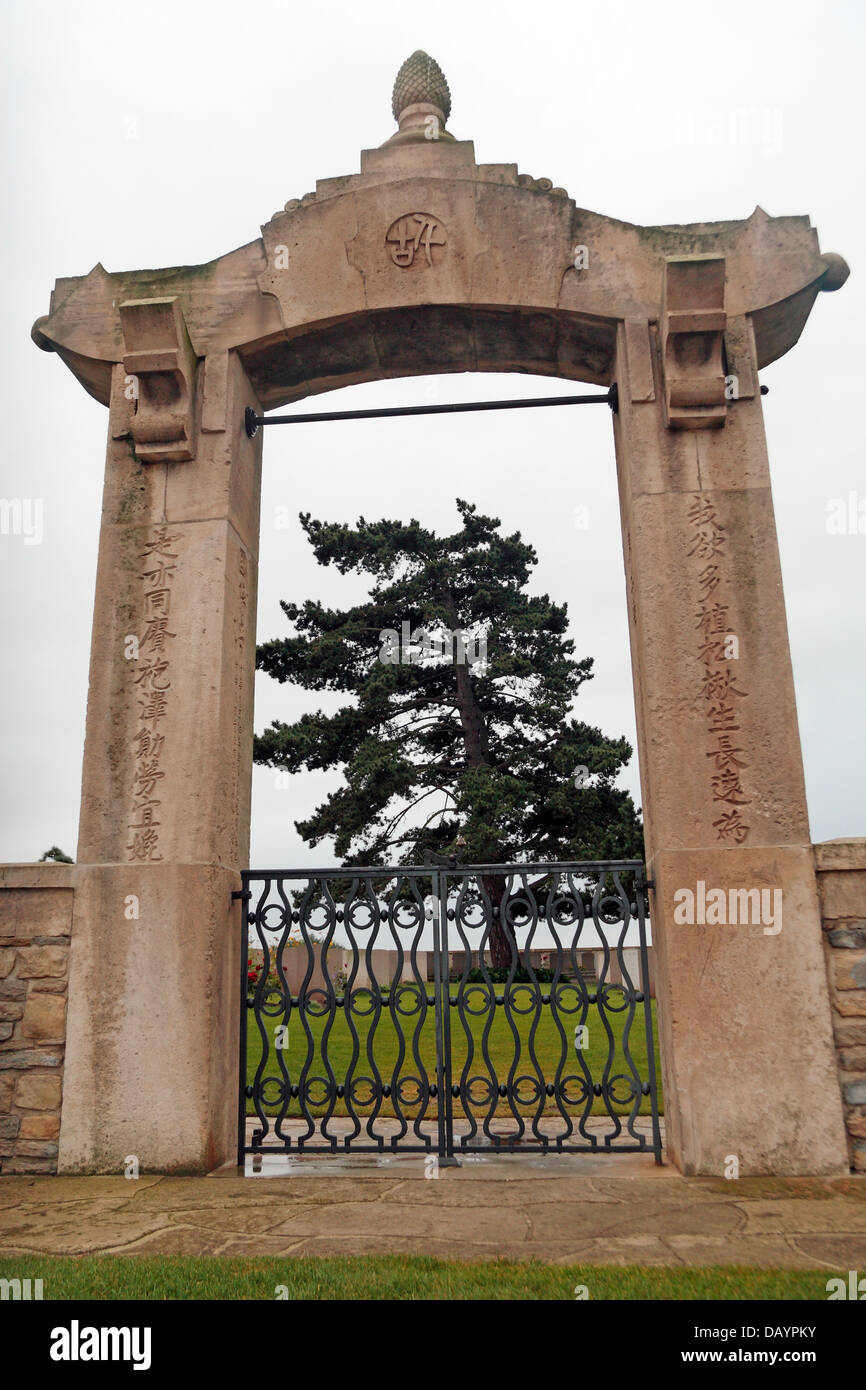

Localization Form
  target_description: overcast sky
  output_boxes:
[1,0,863,868]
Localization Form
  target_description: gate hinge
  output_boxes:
[232,890,252,901]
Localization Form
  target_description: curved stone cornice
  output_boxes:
[33,135,847,413]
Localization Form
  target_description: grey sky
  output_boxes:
[1,0,863,867]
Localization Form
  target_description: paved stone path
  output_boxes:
[1,1163,865,1267]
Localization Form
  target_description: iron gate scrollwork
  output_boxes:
[238,861,662,1163]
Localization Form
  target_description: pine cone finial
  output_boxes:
[391,50,451,124]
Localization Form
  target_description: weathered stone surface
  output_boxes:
[0,1114,20,1138]
[16,946,67,979]
[846,1110,866,1138]
[650,846,847,1175]
[0,981,27,1000]
[0,950,15,978]
[14,1139,58,1158]
[0,885,73,939]
[59,864,239,1175]
[814,840,866,874]
[818,872,866,921]
[0,1050,63,1069]
[0,1024,14,1041]
[836,993,866,1017]
[827,925,866,949]
[19,1113,60,1140]
[3,1157,56,1174]
[1,1171,866,1266]
[21,992,66,1042]
[0,1074,13,1109]
[839,1047,866,1071]
[0,1001,23,1021]
[842,1079,866,1106]
[15,1073,62,1110]
[839,1011,866,1045]
[833,951,866,991]
[29,979,67,995]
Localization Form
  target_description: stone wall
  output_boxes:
[0,865,73,1174]
[814,839,866,1172]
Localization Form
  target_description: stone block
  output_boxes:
[818,871,866,921]
[3,1156,57,1174]
[833,951,866,990]
[846,1109,866,1138]
[842,1078,866,1106]
[0,1074,13,1109]
[0,888,73,940]
[0,1114,20,1138]
[827,925,866,949]
[14,1139,58,1158]
[0,981,27,1000]
[839,1046,866,1070]
[0,1050,63,1070]
[19,1113,60,1140]
[0,950,15,978]
[15,1073,62,1110]
[0,1001,23,1021]
[647,845,847,1175]
[835,992,866,1017]
[21,992,66,1042]
[59,863,239,1174]
[0,1024,13,1042]
[16,947,67,979]
[814,840,866,873]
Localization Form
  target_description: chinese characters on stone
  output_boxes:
[385,213,446,268]
[126,528,183,862]
[687,498,751,845]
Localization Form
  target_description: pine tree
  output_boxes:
[256,500,643,965]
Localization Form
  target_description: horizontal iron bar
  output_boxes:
[244,1142,653,1155]
[243,860,643,879]
[244,384,618,437]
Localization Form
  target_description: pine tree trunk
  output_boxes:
[449,606,510,968]
[483,873,511,971]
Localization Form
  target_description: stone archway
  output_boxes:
[29,51,851,1175]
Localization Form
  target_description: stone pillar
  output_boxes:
[612,312,849,1175]
[58,346,262,1174]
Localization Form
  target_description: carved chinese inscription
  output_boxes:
[687,497,751,845]
[385,213,446,268]
[126,527,183,862]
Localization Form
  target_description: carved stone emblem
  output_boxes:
[385,213,446,268]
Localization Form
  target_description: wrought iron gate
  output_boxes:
[238,860,662,1163]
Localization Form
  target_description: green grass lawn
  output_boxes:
[245,990,663,1120]
[0,1255,832,1301]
